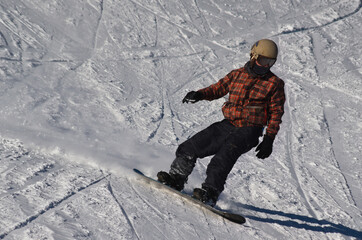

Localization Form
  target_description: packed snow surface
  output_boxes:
[0,0,361,239]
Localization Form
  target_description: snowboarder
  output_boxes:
[157,39,286,206]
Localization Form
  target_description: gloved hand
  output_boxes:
[182,91,203,104]
[255,135,274,159]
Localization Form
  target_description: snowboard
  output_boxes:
[133,168,246,224]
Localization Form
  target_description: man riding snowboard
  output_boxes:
[157,39,286,206]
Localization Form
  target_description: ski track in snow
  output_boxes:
[0,0,361,239]
[311,30,358,215]
[274,0,362,36]
[107,179,141,240]
[0,175,109,239]
[127,179,168,220]
[284,101,318,220]
[0,145,109,239]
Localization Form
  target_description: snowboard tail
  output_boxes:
[133,168,246,224]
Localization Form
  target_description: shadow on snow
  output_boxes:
[237,203,362,239]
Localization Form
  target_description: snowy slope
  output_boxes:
[0,0,361,239]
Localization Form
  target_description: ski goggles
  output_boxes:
[256,56,276,67]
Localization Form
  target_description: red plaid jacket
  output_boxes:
[198,66,285,138]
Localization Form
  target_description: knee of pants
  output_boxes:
[176,142,196,159]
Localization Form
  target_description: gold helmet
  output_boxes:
[250,39,278,66]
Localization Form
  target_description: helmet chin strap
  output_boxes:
[250,54,258,67]
[251,53,258,61]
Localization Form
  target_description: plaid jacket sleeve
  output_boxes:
[197,71,234,100]
[266,79,285,138]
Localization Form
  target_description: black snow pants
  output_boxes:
[170,119,263,194]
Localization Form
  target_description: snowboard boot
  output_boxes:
[157,171,186,191]
[192,186,220,207]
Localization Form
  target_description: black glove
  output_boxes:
[182,91,203,104]
[255,135,274,159]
